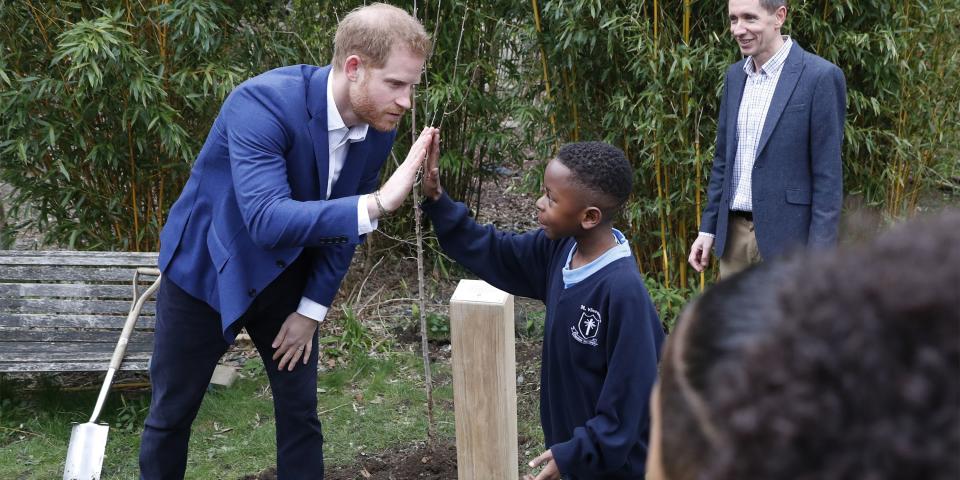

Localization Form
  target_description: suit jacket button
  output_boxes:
[276,260,286,268]
[248,288,256,297]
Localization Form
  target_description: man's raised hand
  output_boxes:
[369,127,437,219]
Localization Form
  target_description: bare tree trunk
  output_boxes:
[412,0,436,446]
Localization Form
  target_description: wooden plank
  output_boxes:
[0,256,158,267]
[0,352,152,362]
[449,279,518,480]
[0,265,154,283]
[0,250,158,257]
[0,359,151,373]
[0,314,155,329]
[0,345,153,363]
[0,283,146,298]
[0,341,154,355]
[0,298,156,315]
[0,250,158,264]
[0,329,154,343]
[0,265,149,282]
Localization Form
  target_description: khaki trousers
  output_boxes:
[719,214,763,279]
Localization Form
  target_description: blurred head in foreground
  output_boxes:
[648,211,960,480]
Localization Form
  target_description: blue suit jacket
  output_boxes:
[700,44,846,259]
[158,65,395,341]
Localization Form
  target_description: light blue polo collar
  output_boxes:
[562,229,632,289]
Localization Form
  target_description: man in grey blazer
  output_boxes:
[688,0,846,278]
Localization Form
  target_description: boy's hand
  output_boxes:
[422,128,442,201]
[523,449,560,480]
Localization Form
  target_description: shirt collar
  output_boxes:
[326,70,369,142]
[561,229,633,289]
[744,36,792,77]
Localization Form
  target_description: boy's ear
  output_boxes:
[580,206,603,230]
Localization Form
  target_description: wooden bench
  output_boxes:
[0,251,160,373]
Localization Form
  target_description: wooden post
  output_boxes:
[450,280,518,479]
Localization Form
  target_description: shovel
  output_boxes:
[64,268,162,480]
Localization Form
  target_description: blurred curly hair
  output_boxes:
[659,211,960,480]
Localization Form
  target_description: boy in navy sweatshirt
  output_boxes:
[421,139,665,479]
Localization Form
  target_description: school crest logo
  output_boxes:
[570,305,601,347]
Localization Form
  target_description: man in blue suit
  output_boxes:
[688,0,846,279]
[140,4,436,479]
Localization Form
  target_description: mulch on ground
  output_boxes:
[240,439,458,480]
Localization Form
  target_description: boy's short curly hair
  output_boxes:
[555,141,633,220]
[659,211,960,480]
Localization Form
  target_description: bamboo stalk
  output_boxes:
[654,138,670,288]
[125,97,140,252]
[653,0,659,46]
[683,0,692,290]
[678,221,687,288]
[889,96,908,216]
[695,113,704,291]
[531,0,559,148]
[908,13,948,211]
[560,69,576,141]
[888,1,913,217]
[158,176,165,236]
[24,1,53,54]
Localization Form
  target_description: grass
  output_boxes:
[0,345,543,479]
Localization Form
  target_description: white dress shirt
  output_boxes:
[296,71,378,322]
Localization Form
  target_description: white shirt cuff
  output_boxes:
[698,232,716,239]
[357,195,378,235]
[297,297,329,322]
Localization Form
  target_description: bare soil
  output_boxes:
[239,440,457,480]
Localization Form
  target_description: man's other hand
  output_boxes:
[272,312,318,371]
[688,234,715,272]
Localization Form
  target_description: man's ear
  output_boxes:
[775,5,787,28]
[344,55,363,82]
[581,206,603,230]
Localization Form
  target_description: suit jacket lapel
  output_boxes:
[756,45,804,158]
[330,140,371,199]
[306,66,332,198]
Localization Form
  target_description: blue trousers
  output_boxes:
[139,258,323,479]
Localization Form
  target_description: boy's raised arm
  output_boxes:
[421,132,556,301]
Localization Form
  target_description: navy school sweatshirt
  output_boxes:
[423,193,665,479]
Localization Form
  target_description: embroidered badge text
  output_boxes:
[571,305,601,347]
